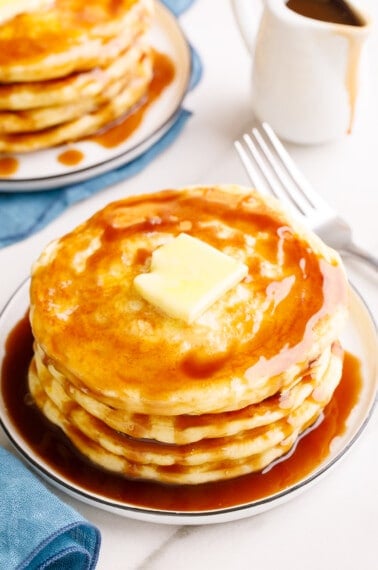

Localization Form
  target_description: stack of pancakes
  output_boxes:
[0,0,154,153]
[28,185,349,485]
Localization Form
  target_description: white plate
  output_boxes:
[0,1,191,192]
[0,279,376,525]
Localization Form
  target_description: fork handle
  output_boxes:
[341,242,378,272]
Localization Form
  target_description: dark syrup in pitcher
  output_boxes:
[286,0,363,26]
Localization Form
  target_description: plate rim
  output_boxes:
[0,0,192,192]
[0,278,377,524]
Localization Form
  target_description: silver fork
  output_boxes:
[234,122,378,272]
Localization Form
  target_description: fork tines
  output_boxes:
[234,122,328,217]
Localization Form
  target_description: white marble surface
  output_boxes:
[0,0,377,568]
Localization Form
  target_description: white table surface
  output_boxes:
[1,1,377,568]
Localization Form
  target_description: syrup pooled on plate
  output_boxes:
[0,156,18,176]
[1,310,362,511]
[57,148,85,167]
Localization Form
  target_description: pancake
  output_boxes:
[28,345,342,483]
[0,0,155,151]
[0,54,152,134]
[0,67,152,151]
[0,0,154,82]
[0,38,150,111]
[28,185,349,484]
[33,341,334,444]
[30,185,348,415]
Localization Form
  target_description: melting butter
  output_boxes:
[134,233,248,324]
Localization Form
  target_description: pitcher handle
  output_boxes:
[231,0,264,53]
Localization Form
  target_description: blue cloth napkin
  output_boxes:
[0,447,101,570]
[0,0,202,249]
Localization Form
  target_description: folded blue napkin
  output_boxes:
[0,447,101,570]
[0,0,202,249]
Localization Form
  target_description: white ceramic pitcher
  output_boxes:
[233,0,371,144]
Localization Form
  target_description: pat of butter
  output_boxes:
[0,0,54,24]
[134,233,248,323]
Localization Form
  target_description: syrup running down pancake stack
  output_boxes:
[28,185,349,485]
[0,0,154,152]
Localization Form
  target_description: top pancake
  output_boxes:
[29,185,349,416]
[0,0,154,82]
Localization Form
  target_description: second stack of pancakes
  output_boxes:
[28,185,349,485]
[0,0,154,152]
